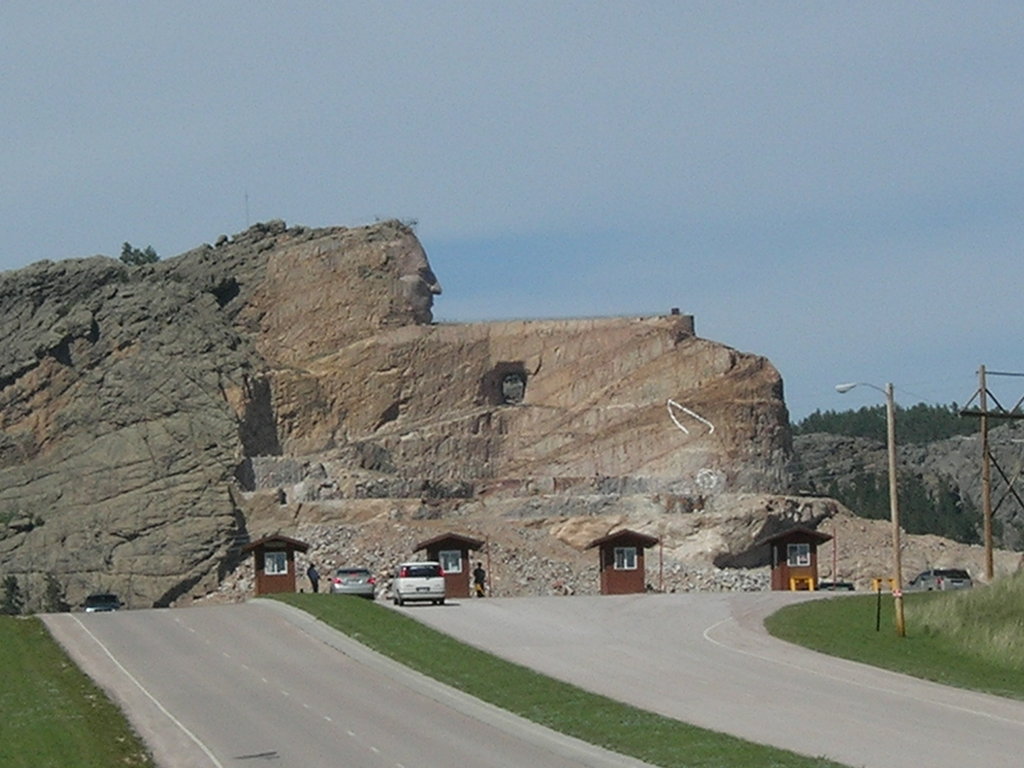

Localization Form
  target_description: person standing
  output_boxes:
[472,561,486,597]
[306,563,320,593]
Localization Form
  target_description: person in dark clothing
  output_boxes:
[307,563,320,593]
[472,561,486,597]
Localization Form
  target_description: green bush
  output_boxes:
[2,575,24,615]
[42,574,70,613]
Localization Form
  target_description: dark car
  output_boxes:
[909,568,973,591]
[817,580,855,591]
[83,593,122,612]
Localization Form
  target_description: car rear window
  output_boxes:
[85,594,119,606]
[936,569,970,579]
[401,564,442,578]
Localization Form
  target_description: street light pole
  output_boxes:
[835,381,906,637]
[883,382,906,637]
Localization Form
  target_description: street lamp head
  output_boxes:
[835,382,859,394]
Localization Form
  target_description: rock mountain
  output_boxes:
[0,220,905,608]
[791,425,1024,570]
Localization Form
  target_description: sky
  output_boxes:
[2,2,1022,421]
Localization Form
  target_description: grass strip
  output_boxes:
[765,588,1024,701]
[273,593,848,768]
[910,571,1024,672]
[0,616,155,768]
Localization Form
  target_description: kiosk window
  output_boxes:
[265,551,287,575]
[439,550,462,573]
[614,547,638,570]
[787,543,810,567]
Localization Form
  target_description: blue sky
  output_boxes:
[3,2,1022,420]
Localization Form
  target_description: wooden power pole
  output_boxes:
[959,366,1024,581]
[979,366,993,580]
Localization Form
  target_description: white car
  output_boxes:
[392,561,446,606]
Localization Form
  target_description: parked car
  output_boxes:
[817,580,855,591]
[83,593,122,612]
[329,567,376,599]
[908,568,973,591]
[392,561,446,606]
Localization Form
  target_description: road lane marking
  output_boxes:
[70,615,225,768]
[701,615,1024,726]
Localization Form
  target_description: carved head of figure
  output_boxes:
[393,237,442,324]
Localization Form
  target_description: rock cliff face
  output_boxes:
[0,220,800,609]
[258,317,790,491]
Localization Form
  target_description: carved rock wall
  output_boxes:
[264,316,790,495]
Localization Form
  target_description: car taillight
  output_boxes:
[438,568,445,577]
[400,567,409,578]
[332,578,342,584]
[937,577,944,588]
[368,576,376,584]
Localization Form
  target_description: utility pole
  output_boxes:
[959,366,1024,581]
[979,366,993,580]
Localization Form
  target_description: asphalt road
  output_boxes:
[42,602,654,768]
[402,592,1024,768]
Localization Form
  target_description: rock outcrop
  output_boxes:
[792,424,1024,549]
[0,219,797,609]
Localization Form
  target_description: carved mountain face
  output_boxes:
[394,238,442,324]
[0,219,793,611]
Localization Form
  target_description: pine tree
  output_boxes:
[120,242,159,265]
[42,573,70,613]
[1,575,24,615]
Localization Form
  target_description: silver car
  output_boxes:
[392,561,446,606]
[329,567,376,599]
[909,568,973,591]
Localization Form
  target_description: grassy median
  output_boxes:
[274,592,848,768]
[765,571,1024,700]
[0,616,155,768]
